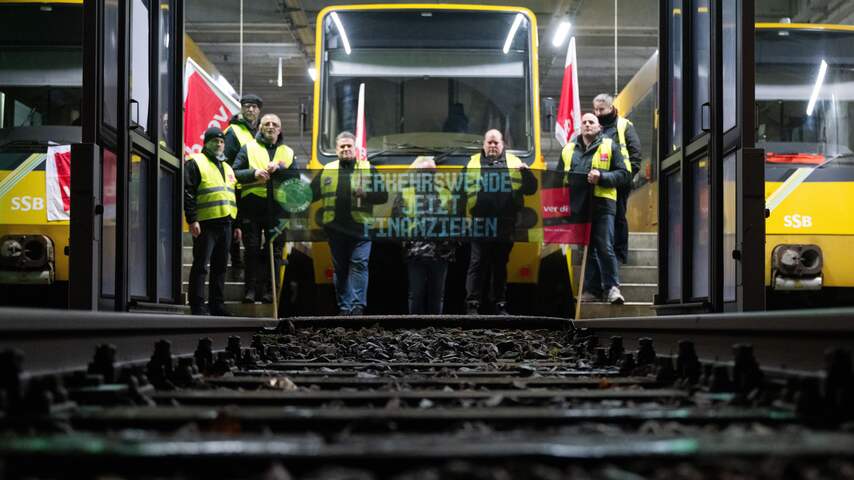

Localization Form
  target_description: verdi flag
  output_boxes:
[541,171,592,245]
[555,36,582,147]
[182,58,241,158]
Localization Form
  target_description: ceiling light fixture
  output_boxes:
[552,20,571,47]
[330,12,351,55]
[503,13,524,54]
[806,59,828,116]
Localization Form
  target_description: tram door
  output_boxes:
[70,0,184,311]
[657,0,764,314]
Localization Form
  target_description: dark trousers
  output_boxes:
[466,241,514,306]
[583,212,620,296]
[614,184,631,263]
[327,229,371,311]
[407,259,449,314]
[188,220,231,308]
[241,218,285,296]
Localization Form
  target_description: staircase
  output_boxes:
[572,232,658,318]
[181,233,276,318]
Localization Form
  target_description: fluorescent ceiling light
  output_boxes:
[307,65,317,82]
[503,14,524,54]
[806,59,828,116]
[277,57,283,88]
[330,12,351,55]
[552,21,571,47]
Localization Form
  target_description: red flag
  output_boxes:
[45,145,72,221]
[355,83,367,160]
[555,37,582,147]
[182,58,241,158]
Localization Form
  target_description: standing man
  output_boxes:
[232,113,297,304]
[311,132,388,315]
[184,127,239,316]
[558,113,630,304]
[464,129,537,315]
[223,94,263,270]
[593,93,642,264]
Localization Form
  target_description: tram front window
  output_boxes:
[320,10,533,157]
[756,29,854,164]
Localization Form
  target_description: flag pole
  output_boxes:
[574,244,589,320]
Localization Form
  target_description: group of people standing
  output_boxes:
[183,92,641,317]
[185,94,297,316]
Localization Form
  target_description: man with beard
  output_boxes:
[310,132,388,315]
[463,129,537,315]
[558,113,630,304]
[232,113,298,304]
[184,127,239,316]
[593,93,642,264]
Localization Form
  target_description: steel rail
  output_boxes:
[66,405,798,433]
[574,307,854,371]
[0,308,278,375]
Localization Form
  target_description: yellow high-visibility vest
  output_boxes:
[225,122,254,147]
[319,159,373,225]
[242,140,294,199]
[464,152,524,216]
[189,153,237,221]
[616,117,633,173]
[561,138,617,201]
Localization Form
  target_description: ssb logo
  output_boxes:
[10,196,44,212]
[783,214,813,229]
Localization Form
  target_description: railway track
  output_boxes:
[1,308,854,479]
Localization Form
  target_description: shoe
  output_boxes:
[579,291,601,303]
[190,305,210,316]
[466,301,480,315]
[607,286,625,305]
[242,288,256,304]
[260,293,273,304]
[337,308,351,316]
[209,305,232,317]
[350,305,365,316]
[495,302,509,316]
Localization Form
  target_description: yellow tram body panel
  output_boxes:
[0,166,70,282]
[764,181,854,287]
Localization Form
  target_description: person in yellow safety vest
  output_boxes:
[223,94,262,271]
[183,127,240,316]
[463,129,537,315]
[557,113,630,305]
[231,113,298,305]
[310,131,388,316]
[593,93,643,265]
[391,157,458,314]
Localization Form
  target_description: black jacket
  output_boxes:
[556,133,630,216]
[184,149,230,225]
[232,132,299,220]
[462,150,537,240]
[598,109,642,180]
[224,114,258,165]
[310,159,388,236]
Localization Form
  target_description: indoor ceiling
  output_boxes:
[184,0,854,154]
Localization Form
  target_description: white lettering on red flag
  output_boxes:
[555,37,582,147]
[183,58,241,158]
[46,145,71,221]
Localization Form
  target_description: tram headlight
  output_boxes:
[772,244,823,277]
[0,238,23,259]
[0,235,53,268]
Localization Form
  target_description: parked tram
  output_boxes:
[0,0,230,307]
[300,4,549,314]
[621,23,854,307]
